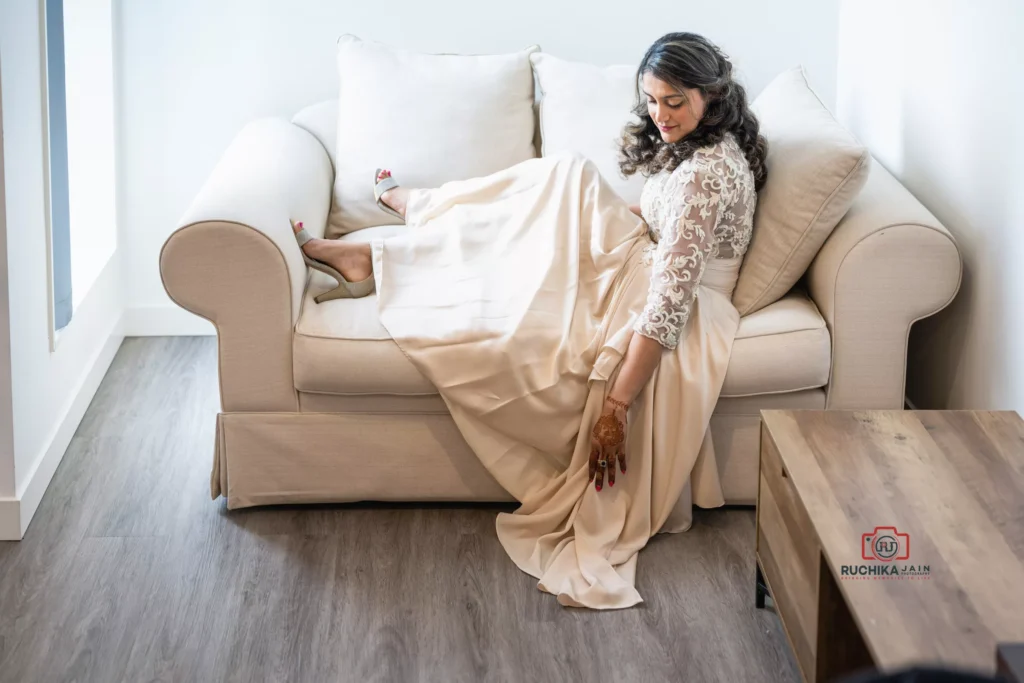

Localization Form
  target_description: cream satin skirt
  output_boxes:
[371,153,741,609]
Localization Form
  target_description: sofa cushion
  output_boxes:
[328,35,539,238]
[293,227,832,403]
[732,66,871,317]
[530,53,645,205]
[292,226,432,395]
[721,288,831,397]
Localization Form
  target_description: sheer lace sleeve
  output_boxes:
[634,166,723,350]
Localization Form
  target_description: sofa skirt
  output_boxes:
[209,390,829,509]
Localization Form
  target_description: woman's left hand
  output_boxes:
[589,398,628,491]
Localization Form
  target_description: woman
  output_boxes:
[292,32,766,609]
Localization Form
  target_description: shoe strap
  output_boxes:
[294,227,314,247]
[374,175,399,200]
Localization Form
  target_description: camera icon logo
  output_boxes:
[861,526,910,562]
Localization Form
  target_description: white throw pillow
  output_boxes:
[530,53,646,206]
[329,35,539,236]
[732,66,870,316]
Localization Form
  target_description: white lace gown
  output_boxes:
[370,136,756,609]
[635,132,757,349]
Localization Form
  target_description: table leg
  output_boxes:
[756,561,769,609]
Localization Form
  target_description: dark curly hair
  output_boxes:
[619,32,768,191]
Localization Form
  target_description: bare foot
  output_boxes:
[292,222,373,282]
[376,169,410,218]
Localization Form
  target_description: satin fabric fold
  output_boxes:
[370,153,740,609]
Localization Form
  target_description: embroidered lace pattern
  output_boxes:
[634,133,756,349]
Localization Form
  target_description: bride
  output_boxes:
[291,32,767,609]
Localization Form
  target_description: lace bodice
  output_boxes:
[634,133,757,349]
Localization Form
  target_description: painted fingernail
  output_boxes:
[609,480,614,487]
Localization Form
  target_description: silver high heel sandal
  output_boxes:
[374,168,405,221]
[291,220,375,303]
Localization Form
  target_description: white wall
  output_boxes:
[0,0,125,539]
[115,0,841,332]
[0,61,16,507]
[837,0,1024,412]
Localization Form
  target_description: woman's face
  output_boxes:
[642,72,705,144]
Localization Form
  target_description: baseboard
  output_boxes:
[0,499,19,540]
[123,305,215,336]
[0,323,125,541]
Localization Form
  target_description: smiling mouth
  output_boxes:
[658,124,676,132]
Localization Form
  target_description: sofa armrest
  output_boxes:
[160,119,333,412]
[805,158,963,409]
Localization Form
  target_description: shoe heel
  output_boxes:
[314,285,352,304]
[312,274,375,303]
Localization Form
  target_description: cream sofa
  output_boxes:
[160,49,962,511]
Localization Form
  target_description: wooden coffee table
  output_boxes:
[755,410,1024,682]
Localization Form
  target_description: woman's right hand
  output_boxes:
[589,399,628,491]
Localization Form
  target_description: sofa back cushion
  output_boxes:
[732,66,871,316]
[328,35,539,237]
[530,53,645,206]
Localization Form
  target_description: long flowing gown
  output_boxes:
[370,135,757,609]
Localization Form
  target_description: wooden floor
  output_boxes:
[0,337,799,683]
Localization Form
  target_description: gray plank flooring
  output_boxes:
[0,337,799,683]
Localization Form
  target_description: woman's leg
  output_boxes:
[291,222,373,282]
[291,168,414,280]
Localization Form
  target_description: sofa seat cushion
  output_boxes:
[293,226,832,402]
[293,225,434,396]
[721,288,831,397]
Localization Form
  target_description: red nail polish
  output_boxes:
[596,484,602,491]
[609,480,614,487]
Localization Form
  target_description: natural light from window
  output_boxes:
[63,0,116,310]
